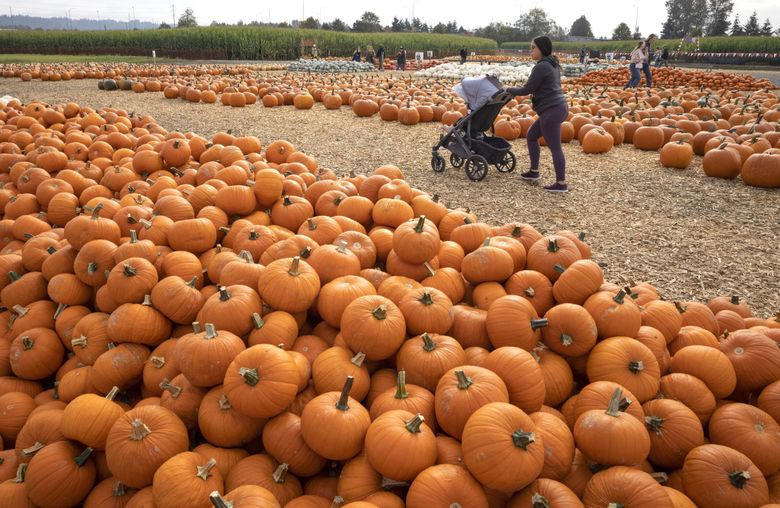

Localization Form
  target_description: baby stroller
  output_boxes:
[431,75,516,181]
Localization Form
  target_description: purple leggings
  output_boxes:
[527,102,569,182]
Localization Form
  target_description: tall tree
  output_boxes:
[352,11,382,32]
[662,0,697,38]
[612,22,633,40]
[177,8,197,28]
[706,0,733,36]
[743,11,760,36]
[299,17,320,29]
[569,15,594,37]
[730,13,743,35]
[519,8,556,39]
[691,0,708,35]
[761,18,773,36]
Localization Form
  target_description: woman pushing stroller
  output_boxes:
[504,36,569,193]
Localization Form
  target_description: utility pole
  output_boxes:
[132,6,136,29]
[172,4,176,27]
[632,4,639,37]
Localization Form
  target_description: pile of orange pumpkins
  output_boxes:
[0,97,779,508]
[568,66,776,90]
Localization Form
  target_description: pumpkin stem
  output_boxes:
[12,463,27,483]
[87,262,98,274]
[12,304,28,316]
[510,224,522,237]
[553,264,566,274]
[372,304,387,320]
[455,370,473,390]
[530,318,548,331]
[21,335,34,350]
[209,491,233,508]
[251,313,265,329]
[432,194,440,203]
[394,370,409,399]
[405,413,426,433]
[547,239,559,252]
[351,352,366,367]
[730,295,740,305]
[7,271,20,282]
[204,323,218,339]
[645,415,664,435]
[524,287,536,297]
[422,262,436,278]
[307,218,317,230]
[606,387,623,417]
[511,430,536,450]
[728,470,751,489]
[218,394,232,410]
[47,246,58,255]
[272,463,290,483]
[299,246,312,259]
[330,496,345,508]
[248,229,260,240]
[419,291,434,306]
[606,504,625,508]
[123,263,137,276]
[560,333,573,346]
[336,376,354,411]
[142,294,152,306]
[22,441,45,457]
[531,493,551,508]
[336,240,348,254]
[159,378,183,398]
[613,289,627,304]
[283,195,293,206]
[421,332,437,352]
[414,215,427,233]
[106,386,119,401]
[150,356,166,369]
[288,256,302,276]
[218,286,230,301]
[90,203,104,219]
[74,447,94,466]
[186,276,198,288]
[381,477,410,489]
[192,321,202,333]
[196,458,218,481]
[578,232,586,242]
[674,301,686,314]
[652,472,669,484]
[628,360,644,373]
[239,367,259,386]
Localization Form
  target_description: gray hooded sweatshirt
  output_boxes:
[506,56,567,115]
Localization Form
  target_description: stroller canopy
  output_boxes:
[454,75,503,111]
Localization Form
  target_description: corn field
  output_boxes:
[0,27,498,60]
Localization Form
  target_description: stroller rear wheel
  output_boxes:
[450,153,464,168]
[431,153,445,172]
[496,151,517,173]
[465,155,489,181]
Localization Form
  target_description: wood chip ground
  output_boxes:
[3,78,778,318]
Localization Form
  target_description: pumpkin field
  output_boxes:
[0,57,778,508]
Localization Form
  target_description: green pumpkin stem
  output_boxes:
[209,492,232,508]
[307,218,317,230]
[123,264,137,276]
[511,430,536,450]
[239,367,259,386]
[730,295,740,305]
[159,378,183,398]
[7,271,20,282]
[74,447,94,466]
[613,289,627,304]
[728,470,751,489]
[553,264,566,274]
[196,458,217,481]
[414,215,427,233]
[252,313,265,329]
[530,318,548,330]
[336,376,355,411]
[531,493,551,508]
[21,336,33,350]
[405,413,425,433]
[248,229,260,241]
[606,388,624,417]
[186,276,198,288]
[511,224,522,237]
[455,370,473,390]
[645,415,664,435]
[272,463,290,483]
[380,477,410,489]
[628,360,644,374]
[395,370,409,399]
[22,442,45,457]
[288,256,302,276]
[12,463,28,483]
[372,304,387,320]
[547,239,559,252]
[421,332,436,352]
[419,291,434,306]
[218,286,230,301]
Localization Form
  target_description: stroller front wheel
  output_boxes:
[465,155,489,181]
[496,151,517,173]
[450,153,464,168]
[431,154,446,172]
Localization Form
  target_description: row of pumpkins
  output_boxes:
[0,98,779,508]
[568,66,776,90]
[1,63,287,82]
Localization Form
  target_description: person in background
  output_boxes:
[366,45,375,66]
[352,47,361,62]
[660,47,669,66]
[460,47,467,64]
[505,36,569,193]
[579,46,587,64]
[624,40,645,89]
[397,47,407,71]
[641,34,657,89]
[653,47,663,67]
[377,46,386,70]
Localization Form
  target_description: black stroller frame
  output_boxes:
[431,90,517,181]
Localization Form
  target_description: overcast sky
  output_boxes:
[5,0,780,38]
